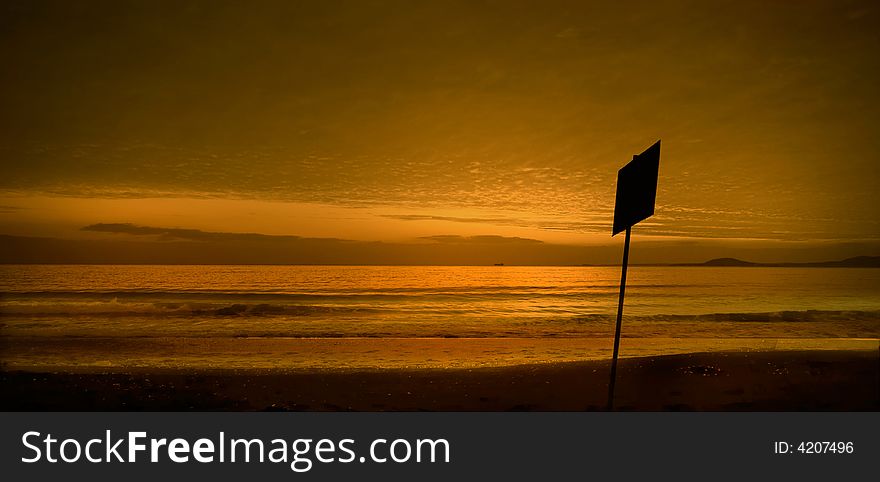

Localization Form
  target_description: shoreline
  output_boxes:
[3,349,877,411]
[2,336,876,371]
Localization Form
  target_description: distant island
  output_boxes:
[676,256,880,268]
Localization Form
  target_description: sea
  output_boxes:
[1,265,878,369]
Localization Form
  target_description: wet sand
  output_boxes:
[2,335,876,370]
[2,349,877,411]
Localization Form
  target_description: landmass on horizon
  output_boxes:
[678,256,880,268]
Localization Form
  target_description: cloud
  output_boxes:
[83,223,546,246]
[81,223,313,243]
[381,213,612,233]
[4,226,878,265]
[555,27,581,39]
[419,235,544,245]
[2,0,878,246]
[380,214,522,224]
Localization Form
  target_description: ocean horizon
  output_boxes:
[2,264,878,370]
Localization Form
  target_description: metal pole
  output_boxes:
[607,226,631,410]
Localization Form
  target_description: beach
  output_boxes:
[3,349,877,411]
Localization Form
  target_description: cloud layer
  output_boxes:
[1,1,878,244]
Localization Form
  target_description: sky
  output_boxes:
[1,0,879,264]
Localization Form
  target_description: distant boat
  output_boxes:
[493,263,505,266]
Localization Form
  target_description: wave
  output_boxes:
[2,293,879,325]
[0,300,380,317]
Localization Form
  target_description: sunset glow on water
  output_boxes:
[2,265,877,369]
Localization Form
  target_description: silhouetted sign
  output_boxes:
[607,139,662,410]
[612,140,660,236]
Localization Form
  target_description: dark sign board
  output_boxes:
[612,140,660,236]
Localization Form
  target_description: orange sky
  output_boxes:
[1,0,878,264]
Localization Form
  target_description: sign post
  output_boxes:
[608,140,661,410]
